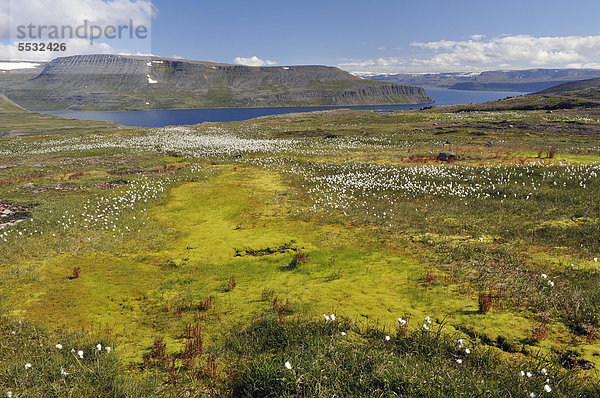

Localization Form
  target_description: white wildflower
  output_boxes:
[77,350,84,359]
[105,346,111,353]
[541,274,547,279]
[456,359,462,364]
[284,361,292,370]
[96,344,102,351]
[544,384,552,393]
[24,363,32,369]
[385,335,391,341]
[55,344,63,350]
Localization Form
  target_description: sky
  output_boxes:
[2,0,600,74]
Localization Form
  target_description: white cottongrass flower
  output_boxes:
[526,371,532,378]
[6,392,12,398]
[424,316,432,324]
[547,280,555,287]
[397,318,407,326]
[77,350,84,359]
[544,384,552,393]
[520,370,525,377]
[594,258,598,262]
[284,361,292,370]
[530,393,536,398]
[55,344,63,350]
[456,359,462,364]
[422,324,429,331]
[323,314,330,321]
[457,339,464,348]
[96,344,102,351]
[465,348,470,354]
[330,314,336,321]
[341,332,346,336]
[61,367,69,376]
[24,363,32,369]
[385,335,391,341]
[541,368,548,375]
[541,274,548,279]
[105,346,111,353]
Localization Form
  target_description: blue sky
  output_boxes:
[3,0,600,73]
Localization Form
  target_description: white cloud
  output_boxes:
[411,34,600,67]
[0,0,9,38]
[469,34,486,41]
[2,0,155,59]
[7,0,154,33]
[339,34,600,74]
[234,56,277,66]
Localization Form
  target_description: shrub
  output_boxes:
[286,251,308,270]
[478,292,492,313]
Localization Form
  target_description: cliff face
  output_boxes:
[2,55,432,110]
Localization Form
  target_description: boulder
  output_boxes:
[437,151,458,161]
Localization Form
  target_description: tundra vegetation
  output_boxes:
[1,101,600,396]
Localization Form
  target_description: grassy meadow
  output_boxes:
[1,105,600,396]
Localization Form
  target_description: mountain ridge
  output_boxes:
[370,68,600,92]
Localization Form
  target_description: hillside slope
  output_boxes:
[1,55,432,110]
[536,77,600,96]
[0,93,28,113]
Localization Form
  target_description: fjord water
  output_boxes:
[39,88,528,127]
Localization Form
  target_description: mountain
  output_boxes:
[370,69,600,92]
[0,55,432,110]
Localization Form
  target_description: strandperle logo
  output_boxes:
[14,19,149,45]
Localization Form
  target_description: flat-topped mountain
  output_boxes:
[0,54,432,110]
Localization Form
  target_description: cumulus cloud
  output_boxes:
[1,0,155,59]
[7,0,154,33]
[234,56,277,66]
[410,34,600,66]
[339,34,600,74]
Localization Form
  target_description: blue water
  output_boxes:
[37,88,528,128]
